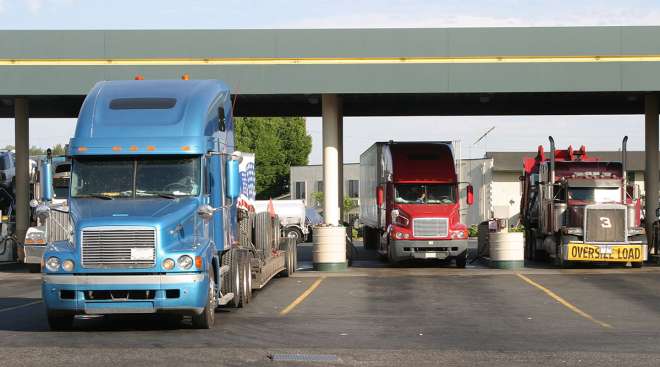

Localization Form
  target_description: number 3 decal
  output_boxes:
[599,217,612,228]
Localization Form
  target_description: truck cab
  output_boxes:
[521,138,646,266]
[41,79,243,329]
[360,142,473,267]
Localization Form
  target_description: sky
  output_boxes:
[1,0,659,163]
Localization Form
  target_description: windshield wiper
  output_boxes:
[155,193,177,199]
[77,194,114,200]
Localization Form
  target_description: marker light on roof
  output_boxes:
[134,74,144,80]
[181,73,190,80]
[112,146,121,152]
[77,146,88,152]
[129,145,138,152]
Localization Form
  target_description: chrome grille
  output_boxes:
[585,207,626,243]
[81,227,156,268]
[413,218,448,238]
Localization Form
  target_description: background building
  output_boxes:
[291,151,650,227]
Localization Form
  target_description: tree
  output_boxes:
[234,117,312,199]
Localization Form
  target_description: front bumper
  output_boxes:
[22,245,45,264]
[561,242,648,262]
[390,239,468,262]
[42,273,208,315]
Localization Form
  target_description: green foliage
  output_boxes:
[509,225,524,233]
[234,117,311,199]
[313,191,358,213]
[468,224,479,238]
[3,144,67,156]
[343,196,357,212]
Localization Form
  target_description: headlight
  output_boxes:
[403,233,410,239]
[162,258,175,270]
[45,257,61,272]
[395,232,403,239]
[62,260,75,272]
[450,230,466,239]
[177,255,193,270]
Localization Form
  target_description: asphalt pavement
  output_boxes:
[0,240,659,367]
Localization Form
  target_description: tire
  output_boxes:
[279,238,294,277]
[47,311,74,331]
[363,227,374,250]
[221,250,243,308]
[26,264,41,273]
[192,266,216,329]
[243,251,253,304]
[455,252,467,268]
[284,227,304,244]
[237,251,250,307]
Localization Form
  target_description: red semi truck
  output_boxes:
[359,141,473,267]
[520,137,647,267]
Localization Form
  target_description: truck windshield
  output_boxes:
[71,156,201,199]
[395,184,455,204]
[568,187,620,203]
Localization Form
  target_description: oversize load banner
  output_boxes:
[567,243,643,262]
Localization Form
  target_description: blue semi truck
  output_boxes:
[41,79,297,330]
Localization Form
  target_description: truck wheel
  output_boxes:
[192,266,216,329]
[237,251,251,307]
[221,250,243,308]
[47,311,75,331]
[455,252,467,268]
[243,251,253,304]
[284,227,304,244]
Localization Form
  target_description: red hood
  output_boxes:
[395,203,464,229]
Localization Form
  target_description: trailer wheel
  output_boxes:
[47,311,74,331]
[284,227,304,244]
[192,265,216,329]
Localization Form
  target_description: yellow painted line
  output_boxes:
[515,273,612,329]
[0,300,42,314]
[2,54,660,66]
[279,276,325,316]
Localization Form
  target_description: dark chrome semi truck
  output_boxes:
[520,137,646,267]
[41,79,296,330]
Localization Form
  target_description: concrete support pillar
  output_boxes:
[322,94,341,226]
[337,103,344,224]
[312,94,347,271]
[14,98,30,243]
[645,94,659,254]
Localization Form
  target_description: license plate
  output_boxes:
[130,248,154,261]
[424,252,437,258]
[567,243,643,262]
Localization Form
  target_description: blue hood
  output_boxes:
[70,197,200,229]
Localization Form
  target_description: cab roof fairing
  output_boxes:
[70,79,232,156]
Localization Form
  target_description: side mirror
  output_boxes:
[40,160,53,201]
[226,158,240,199]
[218,107,226,132]
[655,207,660,219]
[376,186,384,208]
[466,184,474,206]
